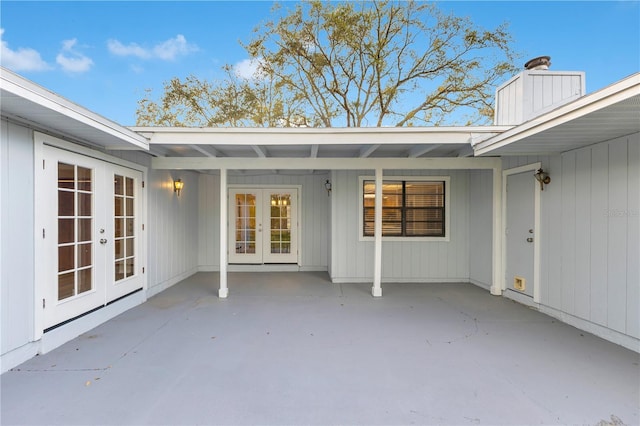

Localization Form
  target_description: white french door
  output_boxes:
[228,188,299,264]
[41,146,143,330]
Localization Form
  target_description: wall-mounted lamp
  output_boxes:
[534,168,551,191]
[325,179,332,196]
[173,179,184,196]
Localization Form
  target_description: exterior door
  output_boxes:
[229,188,298,264]
[42,146,143,330]
[505,171,535,297]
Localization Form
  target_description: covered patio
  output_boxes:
[2,272,637,425]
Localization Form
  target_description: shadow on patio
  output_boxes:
[1,272,638,425]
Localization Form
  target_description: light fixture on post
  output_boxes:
[534,168,550,191]
[173,179,184,196]
[325,179,332,196]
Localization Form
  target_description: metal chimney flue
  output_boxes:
[524,56,551,70]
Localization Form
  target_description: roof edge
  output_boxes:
[1,67,148,150]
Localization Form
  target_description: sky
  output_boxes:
[1,1,639,126]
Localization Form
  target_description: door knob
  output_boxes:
[100,238,108,244]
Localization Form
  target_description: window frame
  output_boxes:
[358,175,451,242]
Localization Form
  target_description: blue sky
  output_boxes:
[1,1,638,126]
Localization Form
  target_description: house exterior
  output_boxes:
[1,65,638,373]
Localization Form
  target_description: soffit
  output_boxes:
[132,126,508,161]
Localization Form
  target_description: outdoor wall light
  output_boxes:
[325,179,332,196]
[173,179,184,196]
[534,168,551,191]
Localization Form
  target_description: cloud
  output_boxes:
[107,39,150,59]
[56,38,93,73]
[234,57,266,80]
[0,28,51,71]
[107,34,198,61]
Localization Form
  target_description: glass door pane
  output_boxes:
[229,190,263,264]
[269,194,291,254]
[263,189,298,264]
[57,162,93,301]
[235,193,257,254]
[114,175,136,281]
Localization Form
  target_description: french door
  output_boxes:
[41,146,143,330]
[228,188,298,264]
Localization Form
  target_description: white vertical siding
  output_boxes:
[589,143,609,326]
[626,139,640,338]
[1,120,35,356]
[495,71,584,125]
[198,174,220,269]
[330,169,471,283]
[198,172,330,270]
[145,169,199,296]
[468,170,493,288]
[495,74,523,125]
[503,132,640,343]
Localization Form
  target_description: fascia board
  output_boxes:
[131,126,510,146]
[151,156,501,170]
[1,67,148,150]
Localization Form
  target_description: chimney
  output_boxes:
[494,56,586,125]
[524,56,551,70]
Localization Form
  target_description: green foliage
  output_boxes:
[136,0,518,127]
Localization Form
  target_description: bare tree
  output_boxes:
[137,0,518,127]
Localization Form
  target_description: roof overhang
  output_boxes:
[0,67,148,151]
[130,126,509,160]
[474,73,640,156]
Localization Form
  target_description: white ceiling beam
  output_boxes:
[251,145,269,158]
[359,144,380,158]
[190,144,219,157]
[308,144,319,173]
[152,156,500,171]
[407,144,441,157]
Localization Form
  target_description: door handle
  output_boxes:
[100,238,108,244]
[526,237,533,243]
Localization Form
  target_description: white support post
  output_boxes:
[491,166,503,296]
[372,167,383,297]
[219,168,229,298]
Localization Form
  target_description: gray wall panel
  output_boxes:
[503,132,639,342]
[1,120,35,355]
[197,172,330,270]
[330,169,471,282]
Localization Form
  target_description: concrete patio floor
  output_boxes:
[1,272,638,426]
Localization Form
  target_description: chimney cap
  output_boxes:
[524,56,551,70]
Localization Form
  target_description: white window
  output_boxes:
[359,176,451,242]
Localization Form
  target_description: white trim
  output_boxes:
[358,175,451,242]
[227,185,302,266]
[333,277,471,284]
[134,125,508,147]
[152,156,501,171]
[502,163,542,303]
[219,168,228,298]
[372,168,383,297]
[491,167,503,296]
